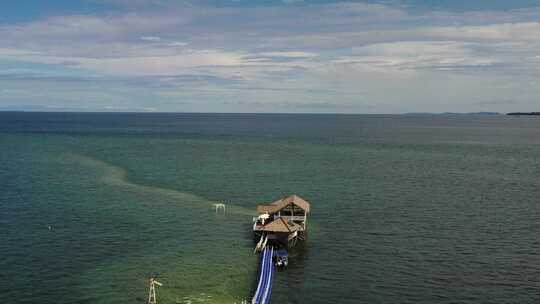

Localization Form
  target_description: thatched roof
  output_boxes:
[256,194,310,214]
[259,217,302,233]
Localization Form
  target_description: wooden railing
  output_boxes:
[273,215,305,221]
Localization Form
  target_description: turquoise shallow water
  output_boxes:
[1,113,540,303]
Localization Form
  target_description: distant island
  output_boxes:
[507,112,540,116]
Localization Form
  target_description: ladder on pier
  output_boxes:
[254,234,268,253]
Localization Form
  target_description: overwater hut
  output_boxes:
[253,194,310,248]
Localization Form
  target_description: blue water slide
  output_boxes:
[259,247,274,304]
[252,247,269,302]
[252,246,275,304]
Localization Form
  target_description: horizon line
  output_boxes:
[0,110,510,116]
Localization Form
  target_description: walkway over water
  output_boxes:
[251,246,275,304]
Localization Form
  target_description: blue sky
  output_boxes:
[1,0,540,113]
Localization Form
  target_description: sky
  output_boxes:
[1,1,540,113]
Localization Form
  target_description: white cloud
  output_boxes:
[169,41,189,47]
[424,22,540,41]
[257,51,318,58]
[2,2,540,112]
[2,49,245,76]
[140,36,161,41]
[0,48,42,56]
[343,41,499,71]
[0,13,190,45]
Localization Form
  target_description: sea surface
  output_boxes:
[1,112,540,304]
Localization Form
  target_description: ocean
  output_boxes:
[1,112,539,304]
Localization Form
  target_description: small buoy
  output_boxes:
[48,225,52,230]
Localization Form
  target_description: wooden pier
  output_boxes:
[250,194,311,304]
[253,194,310,249]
